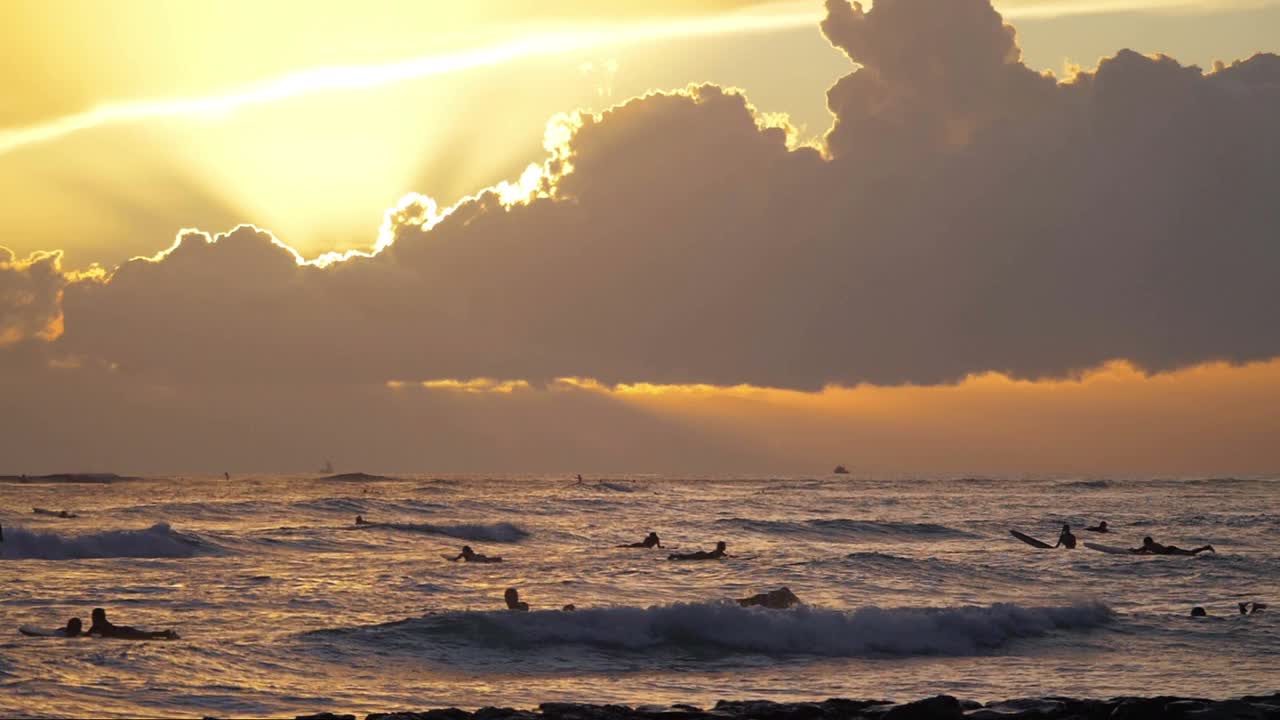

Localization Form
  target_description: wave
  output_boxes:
[716,518,974,541]
[0,472,138,484]
[0,522,212,560]
[1054,479,1113,490]
[357,521,529,542]
[321,601,1111,658]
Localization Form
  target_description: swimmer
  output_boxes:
[1084,521,1109,533]
[1239,602,1267,615]
[355,515,370,525]
[452,545,503,563]
[87,608,178,640]
[1055,524,1077,549]
[737,587,801,609]
[619,532,663,549]
[1132,537,1215,556]
[669,541,727,561]
[504,588,529,612]
[1191,606,1208,617]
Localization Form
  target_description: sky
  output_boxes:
[1,0,1278,475]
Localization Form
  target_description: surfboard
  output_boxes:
[1010,530,1053,549]
[19,625,59,637]
[1084,542,1135,555]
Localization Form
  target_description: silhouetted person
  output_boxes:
[1240,602,1267,615]
[452,545,502,563]
[504,588,529,611]
[737,587,801,609]
[620,532,662,548]
[1055,524,1077,549]
[223,471,230,480]
[355,515,370,525]
[60,618,83,637]
[88,608,178,640]
[669,541,727,561]
[1132,536,1214,556]
[562,604,576,611]
[1191,606,1207,617]
[1085,521,1109,533]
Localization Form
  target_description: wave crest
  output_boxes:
[0,522,210,560]
[717,518,974,541]
[331,601,1111,658]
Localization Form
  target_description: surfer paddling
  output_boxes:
[1132,536,1214,556]
[452,545,503,563]
[669,541,727,561]
[1084,521,1109,533]
[619,532,663,548]
[88,608,178,640]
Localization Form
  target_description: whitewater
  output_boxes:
[1,475,1276,718]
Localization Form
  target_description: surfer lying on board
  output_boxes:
[669,541,727,561]
[1084,521,1109,533]
[453,545,503,563]
[619,532,663,548]
[88,608,178,640]
[355,515,371,525]
[1055,524,1077,549]
[1133,537,1214,556]
[737,587,801,609]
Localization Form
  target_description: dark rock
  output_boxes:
[474,708,540,720]
[712,701,825,720]
[366,711,471,720]
[821,699,894,718]
[881,695,963,720]
[539,703,638,720]
[295,713,355,720]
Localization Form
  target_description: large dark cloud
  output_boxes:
[16,0,1280,394]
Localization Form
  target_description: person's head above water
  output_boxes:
[716,541,727,551]
[1191,606,1207,617]
[1099,521,1108,529]
[65,617,82,635]
[91,608,106,624]
[1143,536,1155,546]
[461,545,474,555]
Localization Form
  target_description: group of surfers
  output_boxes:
[1050,521,1215,556]
[36,608,178,640]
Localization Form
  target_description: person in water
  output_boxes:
[504,588,529,612]
[1084,521,1109,533]
[1239,602,1267,615]
[88,608,178,640]
[54,618,83,637]
[669,541,727,561]
[1132,536,1214,556]
[1054,524,1077,549]
[1190,606,1208,617]
[737,587,801,609]
[619,532,663,549]
[453,545,503,563]
[354,515,370,525]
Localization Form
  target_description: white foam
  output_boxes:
[0,522,207,560]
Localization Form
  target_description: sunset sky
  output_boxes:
[2,0,1278,475]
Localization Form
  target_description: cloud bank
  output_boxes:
[1,0,1278,471]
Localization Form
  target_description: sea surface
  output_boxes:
[1,474,1277,718]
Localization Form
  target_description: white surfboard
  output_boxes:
[1084,542,1135,555]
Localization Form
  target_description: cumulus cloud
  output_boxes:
[2,0,1279,480]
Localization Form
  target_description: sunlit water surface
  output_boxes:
[1,475,1277,718]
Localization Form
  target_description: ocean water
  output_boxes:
[1,475,1277,718]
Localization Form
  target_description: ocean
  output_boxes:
[1,474,1276,718]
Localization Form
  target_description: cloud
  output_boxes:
[2,0,1279,471]
[0,247,76,345]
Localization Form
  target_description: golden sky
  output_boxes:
[1,0,1278,474]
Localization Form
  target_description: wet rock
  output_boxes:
[539,703,638,720]
[367,711,472,720]
[880,695,963,720]
[712,701,827,720]
[474,708,540,720]
[295,713,356,720]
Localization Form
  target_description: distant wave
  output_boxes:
[321,601,1111,658]
[716,518,975,541]
[0,522,211,560]
[357,521,529,542]
[1054,479,1113,490]
[0,473,137,484]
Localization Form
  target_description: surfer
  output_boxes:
[1132,537,1214,556]
[737,587,801,609]
[1084,521,1109,533]
[504,588,529,612]
[669,541,727,561]
[1190,607,1208,617]
[1054,524,1077,549]
[1239,602,1267,615]
[87,608,178,640]
[619,532,663,549]
[452,545,503,563]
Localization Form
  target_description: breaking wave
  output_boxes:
[356,521,529,542]
[320,601,1112,658]
[0,522,211,560]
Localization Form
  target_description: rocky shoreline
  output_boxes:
[296,694,1280,720]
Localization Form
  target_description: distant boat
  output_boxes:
[833,465,850,474]
[320,459,334,474]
